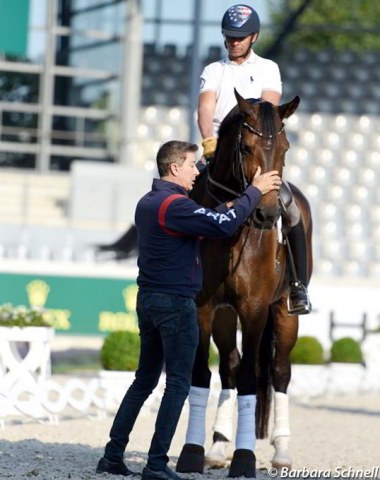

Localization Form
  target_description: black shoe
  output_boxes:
[96,457,136,476]
[142,465,189,480]
[288,281,312,315]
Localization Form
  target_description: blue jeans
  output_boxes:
[104,291,199,471]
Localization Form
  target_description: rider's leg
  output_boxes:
[280,182,311,315]
[286,218,312,315]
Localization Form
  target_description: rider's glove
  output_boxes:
[202,136,217,159]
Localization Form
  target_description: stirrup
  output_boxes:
[288,281,312,315]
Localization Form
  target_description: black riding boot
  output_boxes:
[286,220,312,315]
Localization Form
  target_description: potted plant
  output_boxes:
[288,336,328,397]
[290,336,325,365]
[0,303,51,326]
[330,337,363,364]
[328,337,365,394]
[100,330,140,371]
[0,303,54,397]
[99,330,145,409]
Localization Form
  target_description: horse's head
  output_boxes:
[233,89,299,229]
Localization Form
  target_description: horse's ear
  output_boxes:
[234,88,255,116]
[279,96,300,119]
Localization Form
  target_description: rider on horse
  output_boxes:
[197,4,311,315]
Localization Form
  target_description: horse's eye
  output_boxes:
[240,143,251,155]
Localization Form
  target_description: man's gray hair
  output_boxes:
[156,140,198,177]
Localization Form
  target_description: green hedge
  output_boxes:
[100,330,220,371]
[330,337,363,364]
[290,336,325,365]
[101,330,140,371]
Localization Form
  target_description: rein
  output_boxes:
[206,164,242,202]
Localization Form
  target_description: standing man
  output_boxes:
[198,4,311,314]
[96,140,281,479]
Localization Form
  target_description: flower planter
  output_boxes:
[361,334,380,392]
[326,363,365,395]
[98,370,136,410]
[288,365,329,398]
[98,369,166,413]
[0,326,55,393]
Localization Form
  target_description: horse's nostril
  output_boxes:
[253,207,280,229]
[255,209,266,222]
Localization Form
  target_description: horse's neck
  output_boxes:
[234,226,288,290]
[190,171,216,208]
[213,141,236,184]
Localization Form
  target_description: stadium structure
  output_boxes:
[0,0,379,344]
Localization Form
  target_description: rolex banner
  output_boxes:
[0,272,138,335]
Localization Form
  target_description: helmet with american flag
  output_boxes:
[221,4,260,37]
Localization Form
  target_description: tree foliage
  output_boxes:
[268,0,380,51]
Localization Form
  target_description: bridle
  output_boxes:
[242,120,285,140]
[206,118,285,204]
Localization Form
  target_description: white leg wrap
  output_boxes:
[271,392,290,443]
[236,395,256,451]
[185,386,210,446]
[213,388,237,441]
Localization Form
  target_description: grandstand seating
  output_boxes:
[141,46,380,117]
[0,47,379,279]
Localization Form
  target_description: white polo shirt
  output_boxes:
[199,51,282,136]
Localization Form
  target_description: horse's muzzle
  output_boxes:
[251,206,281,229]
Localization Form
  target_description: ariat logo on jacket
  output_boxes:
[194,207,237,224]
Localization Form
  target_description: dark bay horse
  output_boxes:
[176,90,313,478]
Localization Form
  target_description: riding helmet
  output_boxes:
[221,4,260,37]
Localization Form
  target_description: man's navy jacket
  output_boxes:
[135,178,262,298]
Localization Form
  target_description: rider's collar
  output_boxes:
[225,50,256,66]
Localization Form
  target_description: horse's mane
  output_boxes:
[218,99,278,144]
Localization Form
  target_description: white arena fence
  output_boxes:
[1,332,380,428]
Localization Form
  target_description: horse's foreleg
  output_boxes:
[205,307,239,468]
[228,308,267,479]
[270,301,299,470]
[227,393,257,478]
[185,386,210,447]
[176,304,214,474]
[228,397,258,478]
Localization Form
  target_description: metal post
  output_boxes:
[37,0,57,172]
[188,0,202,143]
[362,312,367,340]
[329,311,334,341]
[118,0,143,165]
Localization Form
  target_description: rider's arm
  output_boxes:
[198,90,216,139]
[261,90,281,106]
[262,60,282,106]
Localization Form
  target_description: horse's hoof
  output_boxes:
[176,443,205,473]
[228,449,256,478]
[272,460,292,471]
[272,436,291,470]
[205,440,229,468]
